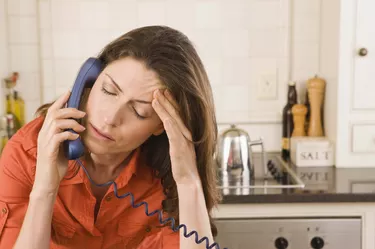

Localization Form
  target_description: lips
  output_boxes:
[90,123,115,141]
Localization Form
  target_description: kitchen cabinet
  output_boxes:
[352,0,375,110]
[330,0,375,167]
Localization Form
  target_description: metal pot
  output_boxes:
[215,124,268,195]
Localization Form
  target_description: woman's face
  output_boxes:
[82,57,165,155]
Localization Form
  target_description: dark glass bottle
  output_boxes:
[281,81,297,161]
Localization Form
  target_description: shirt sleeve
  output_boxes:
[0,139,34,249]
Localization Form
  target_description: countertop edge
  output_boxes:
[219,193,375,204]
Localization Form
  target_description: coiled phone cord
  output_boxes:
[76,159,227,249]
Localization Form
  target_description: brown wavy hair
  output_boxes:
[35,26,221,236]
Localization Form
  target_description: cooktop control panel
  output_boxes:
[214,217,361,249]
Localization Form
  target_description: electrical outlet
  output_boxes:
[257,73,278,100]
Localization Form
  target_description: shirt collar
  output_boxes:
[59,147,154,186]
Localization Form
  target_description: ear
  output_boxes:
[152,122,165,136]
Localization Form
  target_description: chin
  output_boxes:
[83,136,113,155]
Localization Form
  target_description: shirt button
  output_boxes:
[1,208,7,214]
[105,195,112,201]
[145,226,151,232]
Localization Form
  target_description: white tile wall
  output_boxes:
[8,16,38,43]
[0,0,9,115]
[7,0,36,15]
[1,0,325,152]
[4,0,41,122]
[291,0,322,103]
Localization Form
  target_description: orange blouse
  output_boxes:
[0,116,179,249]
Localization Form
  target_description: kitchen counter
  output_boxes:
[220,192,375,204]
[219,163,375,204]
[214,156,375,249]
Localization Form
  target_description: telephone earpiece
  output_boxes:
[63,57,103,160]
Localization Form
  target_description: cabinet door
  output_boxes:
[336,0,375,167]
[352,124,375,152]
[353,0,375,110]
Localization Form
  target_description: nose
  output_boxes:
[103,106,123,127]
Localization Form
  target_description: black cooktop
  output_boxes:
[219,156,375,204]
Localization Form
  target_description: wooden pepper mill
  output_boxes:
[292,104,308,136]
[307,75,326,136]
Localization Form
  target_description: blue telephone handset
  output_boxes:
[64,58,227,249]
[63,57,103,160]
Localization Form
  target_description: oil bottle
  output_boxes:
[13,91,25,127]
[0,116,7,154]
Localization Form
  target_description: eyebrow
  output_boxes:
[134,99,152,104]
[105,73,152,105]
[105,73,123,93]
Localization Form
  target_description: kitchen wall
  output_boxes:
[1,0,333,152]
[0,0,10,116]
[2,0,42,123]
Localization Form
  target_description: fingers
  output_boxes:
[49,131,80,151]
[50,119,86,133]
[48,108,86,121]
[54,131,80,143]
[164,89,180,112]
[163,118,179,143]
[45,90,86,124]
[44,118,84,150]
[48,90,71,112]
[153,89,192,141]
[152,98,179,142]
[39,90,86,152]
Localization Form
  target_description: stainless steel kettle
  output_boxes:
[215,124,268,195]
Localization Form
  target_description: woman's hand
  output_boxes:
[33,91,86,194]
[152,89,200,185]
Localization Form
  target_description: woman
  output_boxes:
[0,26,221,249]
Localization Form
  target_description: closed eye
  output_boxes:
[101,83,147,119]
[132,107,146,120]
[101,86,116,96]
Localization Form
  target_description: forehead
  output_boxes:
[104,57,163,92]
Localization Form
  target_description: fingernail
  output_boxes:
[154,89,159,98]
